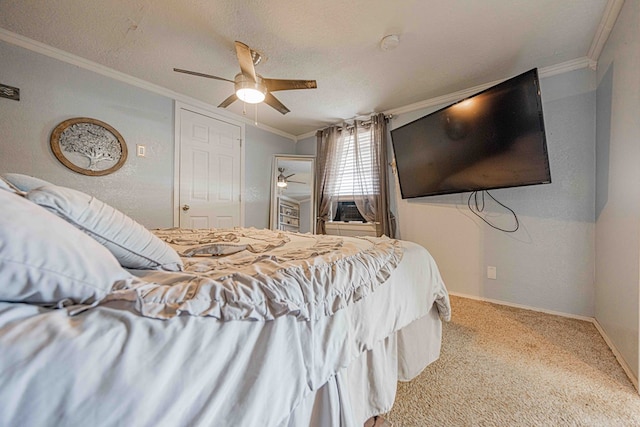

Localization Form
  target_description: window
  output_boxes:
[333,201,365,222]
[330,126,380,197]
[316,113,393,236]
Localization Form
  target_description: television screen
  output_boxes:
[390,68,551,199]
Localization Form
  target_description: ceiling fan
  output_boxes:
[174,41,317,115]
[277,167,306,188]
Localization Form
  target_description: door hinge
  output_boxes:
[239,194,242,202]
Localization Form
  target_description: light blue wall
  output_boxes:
[595,0,640,379]
[245,126,297,229]
[0,40,174,228]
[389,67,597,317]
[295,135,316,155]
[0,40,296,229]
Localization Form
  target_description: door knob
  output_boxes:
[182,204,190,211]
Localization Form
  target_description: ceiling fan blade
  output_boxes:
[288,180,306,184]
[218,93,238,109]
[263,79,317,92]
[173,68,234,83]
[264,93,290,115]
[235,41,257,82]
[285,173,295,178]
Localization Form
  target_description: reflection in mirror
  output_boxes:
[270,155,316,234]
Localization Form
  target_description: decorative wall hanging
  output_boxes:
[50,117,128,176]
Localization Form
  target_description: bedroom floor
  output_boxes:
[385,295,640,426]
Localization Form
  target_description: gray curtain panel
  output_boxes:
[315,114,396,237]
[315,126,339,234]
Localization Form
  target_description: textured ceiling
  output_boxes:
[0,0,609,137]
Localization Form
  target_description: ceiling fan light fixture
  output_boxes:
[277,174,288,187]
[236,87,266,103]
[277,168,288,187]
[235,73,267,104]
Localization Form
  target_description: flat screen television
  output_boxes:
[390,68,551,199]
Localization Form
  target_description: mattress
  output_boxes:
[0,237,448,427]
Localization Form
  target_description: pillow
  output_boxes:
[1,173,54,192]
[0,190,131,305]
[0,176,22,194]
[26,185,183,271]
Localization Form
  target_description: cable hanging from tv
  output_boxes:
[467,190,519,233]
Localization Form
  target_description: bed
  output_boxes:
[0,173,450,427]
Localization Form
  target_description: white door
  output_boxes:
[178,108,242,229]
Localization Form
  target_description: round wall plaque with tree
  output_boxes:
[50,117,128,176]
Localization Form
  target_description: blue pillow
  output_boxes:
[2,173,54,192]
[27,185,183,272]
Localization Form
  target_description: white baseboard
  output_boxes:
[448,291,594,321]
[448,291,639,392]
[592,319,639,391]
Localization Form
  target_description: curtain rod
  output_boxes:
[319,113,393,133]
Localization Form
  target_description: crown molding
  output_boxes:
[296,56,594,138]
[0,27,601,143]
[0,28,297,142]
[296,130,317,140]
[381,57,593,119]
[383,80,500,117]
[539,57,594,77]
[587,0,625,65]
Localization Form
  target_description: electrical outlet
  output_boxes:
[487,266,497,280]
[136,145,146,157]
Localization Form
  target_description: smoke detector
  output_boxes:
[380,34,400,51]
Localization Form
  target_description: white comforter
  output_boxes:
[0,237,449,427]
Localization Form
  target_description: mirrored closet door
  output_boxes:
[269,155,316,234]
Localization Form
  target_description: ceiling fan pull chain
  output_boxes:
[255,103,258,126]
[242,101,247,116]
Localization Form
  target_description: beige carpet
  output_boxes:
[385,295,640,426]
